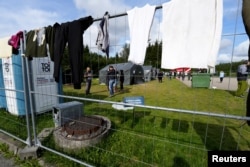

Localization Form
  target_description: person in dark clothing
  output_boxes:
[84,67,92,95]
[174,70,177,79]
[106,69,109,91]
[119,70,124,91]
[235,61,248,97]
[169,71,172,80]
[53,16,93,89]
[107,66,116,97]
[181,71,185,81]
[187,71,191,81]
[113,68,119,93]
[158,71,163,83]
[242,0,250,64]
[242,0,250,125]
[247,87,250,126]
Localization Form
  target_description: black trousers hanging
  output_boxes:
[53,16,93,89]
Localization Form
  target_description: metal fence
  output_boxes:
[0,61,250,166]
[0,1,250,166]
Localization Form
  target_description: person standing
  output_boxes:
[242,0,250,65]
[235,61,248,97]
[169,71,172,80]
[107,66,116,97]
[187,71,191,81]
[158,71,163,83]
[119,70,124,91]
[242,0,250,125]
[219,71,225,83]
[106,69,109,91]
[113,68,119,93]
[181,70,185,81]
[84,67,92,95]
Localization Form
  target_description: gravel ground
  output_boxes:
[0,153,18,167]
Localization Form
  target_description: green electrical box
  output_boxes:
[191,73,211,88]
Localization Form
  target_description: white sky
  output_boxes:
[0,0,248,64]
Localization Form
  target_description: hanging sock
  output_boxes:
[127,4,156,65]
[96,12,110,59]
[161,0,223,69]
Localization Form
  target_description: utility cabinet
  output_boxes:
[53,101,83,127]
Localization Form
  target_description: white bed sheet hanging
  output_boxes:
[127,4,156,65]
[161,0,223,69]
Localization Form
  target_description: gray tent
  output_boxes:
[99,62,144,85]
[143,65,153,82]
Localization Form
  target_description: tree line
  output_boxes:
[61,41,246,77]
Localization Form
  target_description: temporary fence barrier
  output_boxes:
[0,1,250,166]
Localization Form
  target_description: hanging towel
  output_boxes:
[161,0,223,69]
[96,12,110,59]
[127,4,156,65]
[0,37,12,58]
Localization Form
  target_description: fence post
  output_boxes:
[20,32,32,146]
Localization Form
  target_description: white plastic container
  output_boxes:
[29,57,60,114]
[0,59,7,109]
[2,56,26,115]
[1,55,61,115]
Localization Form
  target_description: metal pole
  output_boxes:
[20,31,32,146]
[25,57,39,145]
[22,31,39,146]
[93,5,162,22]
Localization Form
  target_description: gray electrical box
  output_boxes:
[53,101,83,127]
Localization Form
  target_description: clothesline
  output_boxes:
[93,5,163,22]
[93,5,246,37]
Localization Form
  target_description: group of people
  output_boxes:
[83,66,124,97]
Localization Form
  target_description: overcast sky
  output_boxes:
[0,0,248,64]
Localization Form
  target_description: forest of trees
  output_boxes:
[61,41,163,77]
[61,41,246,78]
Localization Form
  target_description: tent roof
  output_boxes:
[143,65,153,70]
[100,62,136,71]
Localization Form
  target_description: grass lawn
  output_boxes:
[1,77,249,166]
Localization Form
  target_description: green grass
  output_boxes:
[0,77,249,166]
[0,143,41,166]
